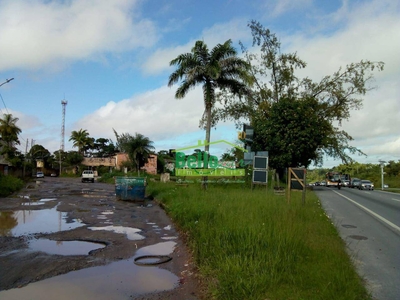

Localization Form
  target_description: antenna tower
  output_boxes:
[61,100,68,151]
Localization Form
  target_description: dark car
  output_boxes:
[358,180,374,190]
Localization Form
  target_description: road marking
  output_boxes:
[333,190,400,233]
[392,198,400,202]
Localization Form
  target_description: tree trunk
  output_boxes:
[202,104,212,189]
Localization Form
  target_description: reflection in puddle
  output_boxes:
[88,226,145,240]
[0,207,85,237]
[39,198,57,202]
[161,236,178,240]
[0,257,178,299]
[21,202,45,206]
[136,241,176,256]
[20,198,58,206]
[29,239,106,255]
[0,241,179,299]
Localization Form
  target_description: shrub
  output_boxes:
[0,174,24,197]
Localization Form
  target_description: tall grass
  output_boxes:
[147,182,370,300]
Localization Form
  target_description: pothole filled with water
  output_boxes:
[28,239,106,255]
[88,225,145,240]
[20,198,58,206]
[0,241,179,299]
[0,207,85,237]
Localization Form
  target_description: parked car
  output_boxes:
[358,180,374,190]
[81,170,95,183]
[36,171,44,178]
[350,178,360,188]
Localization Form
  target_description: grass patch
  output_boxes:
[147,182,371,300]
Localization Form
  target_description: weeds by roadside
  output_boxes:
[0,174,24,197]
[147,182,371,300]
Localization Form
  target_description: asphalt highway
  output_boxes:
[314,186,400,300]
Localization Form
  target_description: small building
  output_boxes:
[82,153,157,175]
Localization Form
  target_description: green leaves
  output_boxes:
[214,20,384,169]
[113,130,155,172]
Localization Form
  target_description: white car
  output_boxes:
[358,180,374,190]
[36,172,44,178]
[81,170,95,183]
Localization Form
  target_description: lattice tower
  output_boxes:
[61,100,67,151]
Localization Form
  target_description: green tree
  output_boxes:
[92,138,116,157]
[114,130,155,175]
[385,160,400,177]
[0,114,22,161]
[64,151,84,167]
[157,150,174,174]
[168,39,251,155]
[27,144,51,172]
[252,96,332,169]
[69,129,92,156]
[215,20,384,170]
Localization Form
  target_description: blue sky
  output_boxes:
[0,0,399,169]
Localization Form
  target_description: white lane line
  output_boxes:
[333,190,400,233]
[392,198,400,202]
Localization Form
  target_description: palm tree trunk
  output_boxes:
[202,104,212,189]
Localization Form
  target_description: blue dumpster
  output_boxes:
[115,177,146,201]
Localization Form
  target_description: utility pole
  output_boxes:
[379,160,386,190]
[23,138,28,177]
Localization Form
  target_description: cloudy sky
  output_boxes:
[0,0,398,168]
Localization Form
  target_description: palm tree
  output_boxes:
[168,39,251,154]
[69,129,92,155]
[0,114,22,160]
[114,130,155,176]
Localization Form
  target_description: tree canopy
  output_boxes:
[0,113,22,161]
[114,130,155,174]
[214,20,384,170]
[168,39,251,153]
[69,129,92,155]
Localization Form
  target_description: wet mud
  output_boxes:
[0,177,200,299]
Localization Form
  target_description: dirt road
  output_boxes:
[0,177,201,299]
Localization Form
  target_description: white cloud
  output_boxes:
[260,0,313,17]
[73,85,206,143]
[142,18,250,75]
[278,0,400,163]
[0,0,158,72]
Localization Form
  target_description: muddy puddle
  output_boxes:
[28,239,106,255]
[0,206,85,237]
[0,241,179,299]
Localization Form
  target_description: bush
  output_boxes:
[0,174,24,197]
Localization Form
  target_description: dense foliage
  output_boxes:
[0,174,24,197]
[214,20,384,170]
[0,114,22,163]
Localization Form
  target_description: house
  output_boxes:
[116,153,157,175]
